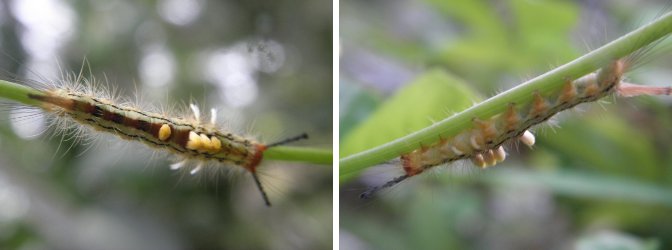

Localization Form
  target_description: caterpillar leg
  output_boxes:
[251,171,271,206]
[360,174,409,199]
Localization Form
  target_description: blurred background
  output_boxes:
[0,0,332,249]
[340,0,672,249]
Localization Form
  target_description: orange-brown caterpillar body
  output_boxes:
[400,60,623,177]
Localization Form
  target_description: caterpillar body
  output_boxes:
[4,73,307,206]
[361,55,672,199]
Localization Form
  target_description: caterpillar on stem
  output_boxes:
[0,64,310,207]
[359,17,672,199]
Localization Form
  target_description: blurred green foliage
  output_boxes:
[428,0,579,82]
[341,0,672,249]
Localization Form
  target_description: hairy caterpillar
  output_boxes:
[360,42,672,199]
[1,68,308,207]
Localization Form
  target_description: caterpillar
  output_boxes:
[360,46,672,199]
[1,69,308,207]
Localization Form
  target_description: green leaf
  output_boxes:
[431,0,579,83]
[425,0,506,40]
[340,69,480,179]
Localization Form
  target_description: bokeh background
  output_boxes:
[0,0,332,249]
[340,0,672,249]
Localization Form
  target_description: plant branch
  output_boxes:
[340,11,672,183]
[0,79,44,106]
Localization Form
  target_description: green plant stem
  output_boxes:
[340,11,672,183]
[0,79,44,106]
[0,79,332,166]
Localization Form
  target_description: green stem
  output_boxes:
[0,79,332,166]
[0,79,44,106]
[340,11,672,183]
